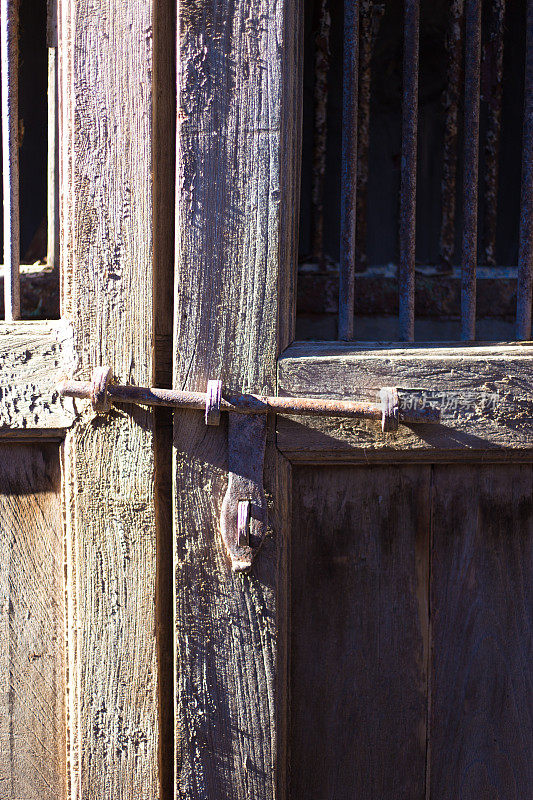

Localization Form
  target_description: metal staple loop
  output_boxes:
[91,365,113,413]
[205,379,222,426]
[380,386,399,433]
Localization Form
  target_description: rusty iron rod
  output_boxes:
[517,0,533,339]
[1,0,20,320]
[338,0,360,340]
[58,379,440,425]
[482,0,505,267]
[399,0,420,342]
[461,0,482,341]
[356,0,385,273]
[311,0,330,265]
[439,0,464,272]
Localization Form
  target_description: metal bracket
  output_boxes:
[220,412,267,573]
[59,370,442,571]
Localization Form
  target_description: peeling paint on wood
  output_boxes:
[0,320,75,434]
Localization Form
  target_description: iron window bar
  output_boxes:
[335,0,533,342]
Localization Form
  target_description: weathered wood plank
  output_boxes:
[430,464,533,798]
[60,1,162,797]
[290,465,430,799]
[0,320,75,435]
[0,444,65,800]
[173,0,302,796]
[277,342,533,461]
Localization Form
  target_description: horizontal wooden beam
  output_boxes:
[0,320,75,436]
[277,341,533,462]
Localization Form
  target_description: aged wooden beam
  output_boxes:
[173,0,302,795]
[277,342,533,462]
[59,1,164,797]
[1,0,20,320]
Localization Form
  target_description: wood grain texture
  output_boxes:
[60,1,161,796]
[0,445,65,800]
[0,320,75,435]
[173,0,302,796]
[290,465,430,799]
[277,342,533,461]
[430,464,533,799]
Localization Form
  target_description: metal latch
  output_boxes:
[59,368,440,570]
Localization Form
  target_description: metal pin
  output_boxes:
[398,0,420,342]
[237,500,251,546]
[439,0,464,272]
[461,0,482,341]
[338,0,360,340]
[517,0,533,340]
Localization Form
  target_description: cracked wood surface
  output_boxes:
[0,445,65,800]
[277,342,533,462]
[59,1,161,797]
[173,0,302,796]
[0,321,75,435]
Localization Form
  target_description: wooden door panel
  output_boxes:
[0,444,65,800]
[290,463,533,799]
[291,465,430,800]
[430,464,533,800]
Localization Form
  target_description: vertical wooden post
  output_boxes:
[173,0,302,796]
[60,1,163,797]
[1,0,20,320]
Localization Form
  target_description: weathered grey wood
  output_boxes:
[60,1,162,796]
[277,342,533,461]
[430,464,533,798]
[290,465,430,799]
[0,444,65,800]
[0,320,75,435]
[1,0,20,320]
[173,0,302,795]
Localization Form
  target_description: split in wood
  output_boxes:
[58,368,441,430]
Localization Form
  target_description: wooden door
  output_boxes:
[2,2,531,799]
[1,1,173,798]
[172,2,533,800]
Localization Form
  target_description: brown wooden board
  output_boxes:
[172,0,302,796]
[0,444,65,800]
[59,1,165,796]
[290,465,430,800]
[430,464,533,799]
